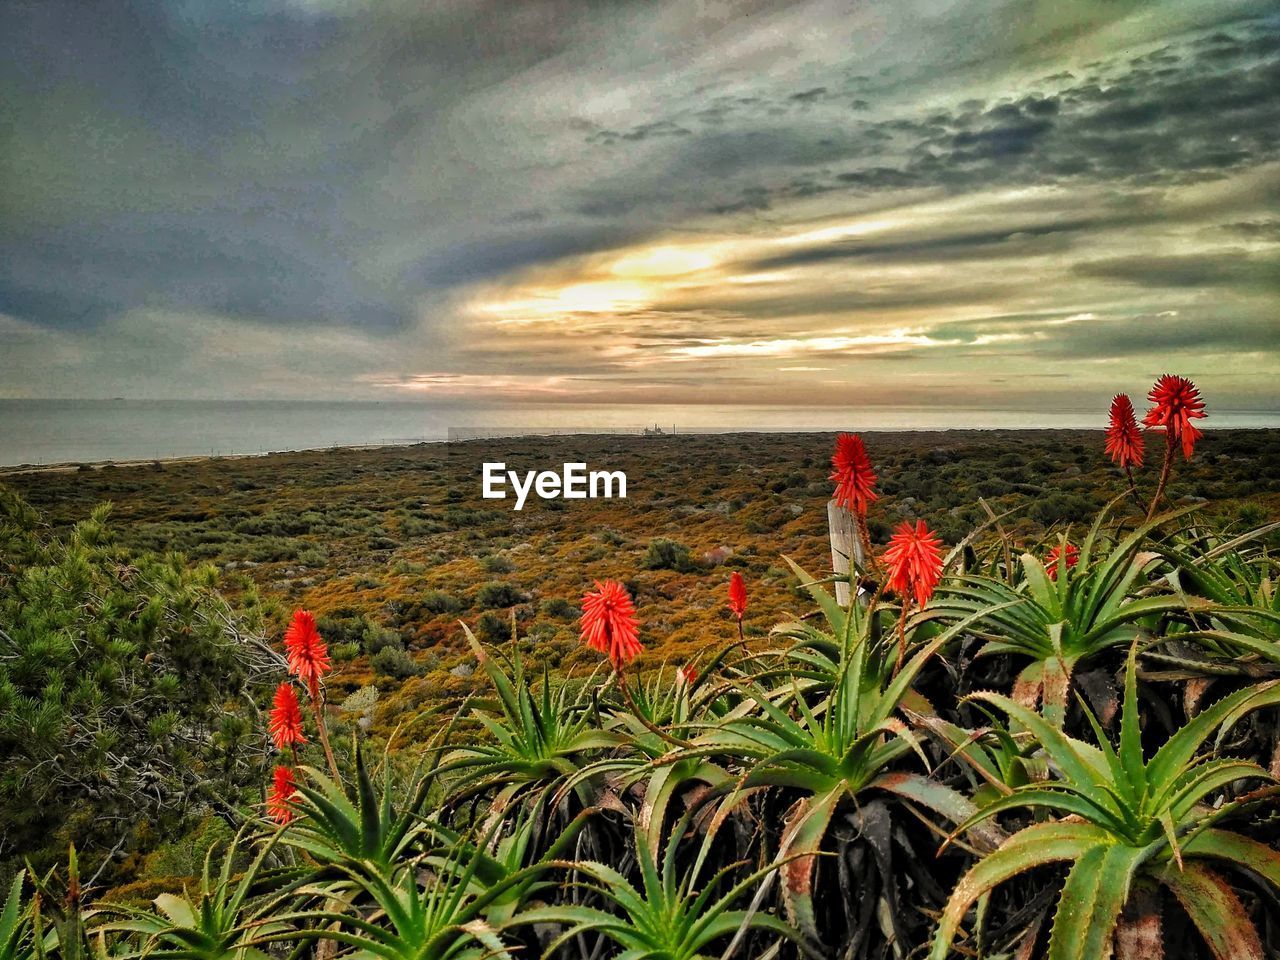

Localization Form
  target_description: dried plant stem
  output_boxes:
[1146,434,1175,522]
[1124,465,1148,513]
[895,596,911,675]
[855,512,881,575]
[310,682,341,780]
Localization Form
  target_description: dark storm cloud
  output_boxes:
[1035,313,1280,358]
[1,0,618,331]
[1,0,1278,403]
[626,15,1280,214]
[1,216,406,330]
[1074,250,1280,293]
[1217,219,1280,239]
[750,218,1110,270]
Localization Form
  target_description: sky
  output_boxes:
[1,0,1278,412]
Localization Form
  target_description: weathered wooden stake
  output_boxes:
[827,499,865,606]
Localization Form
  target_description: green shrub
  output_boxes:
[476,611,510,643]
[420,590,462,614]
[331,641,361,661]
[0,487,275,881]
[362,624,403,656]
[642,537,699,572]
[480,554,514,574]
[371,645,420,678]
[539,597,579,620]
[476,581,524,608]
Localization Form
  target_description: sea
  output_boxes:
[2,399,1278,468]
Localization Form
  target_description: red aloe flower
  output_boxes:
[882,520,945,607]
[268,681,306,751]
[1142,374,1206,459]
[677,664,697,686]
[580,579,642,668]
[1046,542,1079,580]
[267,765,297,824]
[1105,394,1145,470]
[830,432,878,516]
[284,609,331,699]
[727,572,748,621]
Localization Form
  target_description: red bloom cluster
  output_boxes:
[883,520,945,607]
[580,579,642,668]
[285,609,332,699]
[830,433,878,516]
[1143,374,1206,459]
[1046,542,1079,580]
[266,609,340,823]
[727,572,748,621]
[268,681,306,751]
[1105,394,1144,470]
[267,765,297,824]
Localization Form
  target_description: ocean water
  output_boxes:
[2,399,1278,467]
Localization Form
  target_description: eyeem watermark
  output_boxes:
[482,462,627,510]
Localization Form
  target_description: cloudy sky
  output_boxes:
[2,0,1277,412]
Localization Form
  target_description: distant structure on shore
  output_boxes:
[448,424,684,441]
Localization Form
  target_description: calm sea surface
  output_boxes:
[3,399,1278,467]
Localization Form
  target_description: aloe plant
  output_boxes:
[282,741,432,875]
[95,831,295,960]
[439,628,624,808]
[936,505,1208,723]
[419,795,597,926]
[682,561,1007,945]
[930,648,1280,960]
[295,817,552,960]
[583,664,735,856]
[1158,522,1280,668]
[516,814,799,960]
[0,873,45,960]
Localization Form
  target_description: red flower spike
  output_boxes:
[728,572,748,621]
[1143,375,1206,459]
[284,609,331,700]
[1105,394,1145,470]
[267,765,297,824]
[268,681,306,751]
[830,433,878,516]
[1046,543,1079,580]
[580,579,642,669]
[882,520,945,607]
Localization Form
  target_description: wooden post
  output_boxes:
[827,499,865,606]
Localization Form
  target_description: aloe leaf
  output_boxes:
[870,772,1003,851]
[777,788,842,940]
[966,692,1107,793]
[1174,629,1280,665]
[1021,553,1061,619]
[1159,862,1264,960]
[0,873,25,949]
[1146,680,1280,800]
[783,557,846,639]
[1046,843,1143,960]
[1117,644,1146,803]
[1040,653,1075,728]
[928,821,1107,960]
[1179,828,1280,888]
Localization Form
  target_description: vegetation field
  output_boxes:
[4,424,1280,958]
[8,430,1279,718]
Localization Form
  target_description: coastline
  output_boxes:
[0,439,441,477]
[7,423,1280,477]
